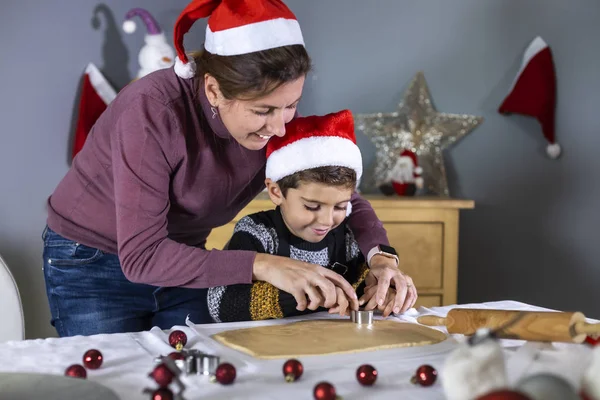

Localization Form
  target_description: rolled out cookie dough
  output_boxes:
[211,318,447,359]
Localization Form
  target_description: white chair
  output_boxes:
[0,253,24,342]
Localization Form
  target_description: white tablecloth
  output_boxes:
[0,301,593,399]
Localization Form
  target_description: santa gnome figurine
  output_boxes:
[498,36,561,159]
[122,8,175,80]
[390,149,424,196]
[71,63,117,160]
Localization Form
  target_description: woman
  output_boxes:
[43,0,417,337]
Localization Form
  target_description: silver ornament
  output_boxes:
[355,71,483,196]
[515,373,580,400]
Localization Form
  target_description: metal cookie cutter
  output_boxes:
[184,350,220,376]
[154,350,220,376]
[350,309,374,325]
[197,353,220,376]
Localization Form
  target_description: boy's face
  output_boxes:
[266,180,353,243]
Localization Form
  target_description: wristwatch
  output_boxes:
[367,244,399,267]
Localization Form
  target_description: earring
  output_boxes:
[210,106,218,119]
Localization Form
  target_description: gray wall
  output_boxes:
[1,0,598,339]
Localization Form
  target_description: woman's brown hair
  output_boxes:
[193,44,312,100]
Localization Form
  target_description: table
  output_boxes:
[0,301,593,399]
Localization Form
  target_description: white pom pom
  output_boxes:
[345,202,352,217]
[174,56,196,79]
[414,166,423,175]
[582,346,600,400]
[546,143,561,159]
[441,340,507,400]
[123,20,136,34]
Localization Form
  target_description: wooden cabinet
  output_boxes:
[206,194,474,307]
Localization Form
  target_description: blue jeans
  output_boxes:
[42,226,212,337]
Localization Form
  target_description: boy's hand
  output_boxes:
[360,285,398,317]
[358,256,417,314]
[253,254,359,312]
[328,287,352,317]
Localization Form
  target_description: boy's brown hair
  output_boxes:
[277,166,357,197]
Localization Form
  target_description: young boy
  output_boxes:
[207,110,396,322]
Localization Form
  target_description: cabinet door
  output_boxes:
[415,295,442,308]
[384,222,443,289]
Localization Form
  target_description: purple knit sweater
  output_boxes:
[46,68,389,288]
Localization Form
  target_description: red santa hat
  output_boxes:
[498,36,561,159]
[173,0,305,79]
[266,109,362,183]
[72,63,117,160]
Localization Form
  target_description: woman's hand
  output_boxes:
[359,255,417,314]
[253,253,359,312]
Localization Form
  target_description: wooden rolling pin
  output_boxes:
[417,309,600,343]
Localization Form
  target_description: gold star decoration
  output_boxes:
[355,71,483,196]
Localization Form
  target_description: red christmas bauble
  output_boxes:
[168,351,186,361]
[64,364,87,379]
[283,359,303,382]
[585,335,599,346]
[476,390,532,400]
[313,381,337,400]
[168,330,187,351]
[151,387,174,400]
[82,349,103,370]
[411,364,437,386]
[214,362,236,385]
[356,364,378,386]
[149,364,174,387]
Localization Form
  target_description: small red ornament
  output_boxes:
[283,359,304,382]
[149,363,174,387]
[475,390,532,400]
[151,387,174,400]
[168,330,187,351]
[212,362,236,385]
[82,349,103,370]
[411,364,437,386]
[313,381,338,400]
[168,351,186,361]
[585,335,599,346]
[64,364,87,379]
[356,364,377,386]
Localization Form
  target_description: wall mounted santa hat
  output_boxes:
[498,36,561,159]
[172,0,305,79]
[72,63,117,160]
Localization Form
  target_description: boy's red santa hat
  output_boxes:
[266,109,363,183]
[173,0,305,79]
[498,36,561,159]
